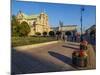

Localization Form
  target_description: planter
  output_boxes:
[72,51,88,67]
[77,56,87,67]
[72,51,79,65]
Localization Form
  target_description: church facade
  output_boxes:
[16,11,51,36]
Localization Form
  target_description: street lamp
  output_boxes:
[80,6,84,41]
[59,20,63,40]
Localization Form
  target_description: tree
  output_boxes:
[35,32,41,36]
[11,15,20,36]
[18,21,30,36]
[43,32,47,37]
[49,31,55,37]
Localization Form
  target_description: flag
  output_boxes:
[81,7,85,11]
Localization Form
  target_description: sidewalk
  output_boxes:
[87,44,96,69]
[11,41,96,74]
[13,41,59,50]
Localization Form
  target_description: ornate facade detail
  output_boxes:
[16,11,51,36]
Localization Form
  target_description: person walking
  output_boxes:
[62,35,65,41]
[65,35,67,43]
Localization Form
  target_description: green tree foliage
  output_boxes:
[49,31,55,37]
[18,21,31,36]
[11,15,31,36]
[11,15,20,36]
[35,32,41,36]
[43,32,47,36]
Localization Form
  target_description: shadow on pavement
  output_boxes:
[11,49,66,75]
[48,51,76,68]
[62,45,80,50]
[67,43,80,46]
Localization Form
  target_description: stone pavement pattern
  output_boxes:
[11,41,96,74]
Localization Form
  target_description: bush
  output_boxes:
[35,32,41,36]
[49,31,55,37]
[18,21,31,36]
[43,32,47,36]
[11,15,31,37]
[12,37,57,47]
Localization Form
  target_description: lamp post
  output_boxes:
[59,20,63,40]
[80,6,84,41]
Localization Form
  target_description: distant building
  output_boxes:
[85,25,96,42]
[86,25,96,33]
[51,25,78,36]
[51,27,59,34]
[16,11,51,36]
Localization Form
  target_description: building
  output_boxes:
[51,25,78,41]
[59,25,77,34]
[51,27,59,34]
[85,25,96,38]
[85,25,96,43]
[16,11,51,36]
[86,25,96,34]
[51,25,77,36]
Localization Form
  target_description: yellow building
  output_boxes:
[16,11,51,36]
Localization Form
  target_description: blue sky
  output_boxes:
[11,0,96,31]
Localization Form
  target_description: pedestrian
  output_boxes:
[63,35,65,41]
[65,35,67,43]
[77,35,80,42]
[75,36,76,42]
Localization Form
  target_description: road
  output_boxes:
[11,41,96,74]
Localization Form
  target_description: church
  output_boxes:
[16,11,51,36]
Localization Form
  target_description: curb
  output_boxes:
[13,41,59,50]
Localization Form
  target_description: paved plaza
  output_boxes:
[11,41,96,74]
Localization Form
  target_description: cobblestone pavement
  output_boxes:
[11,41,96,74]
